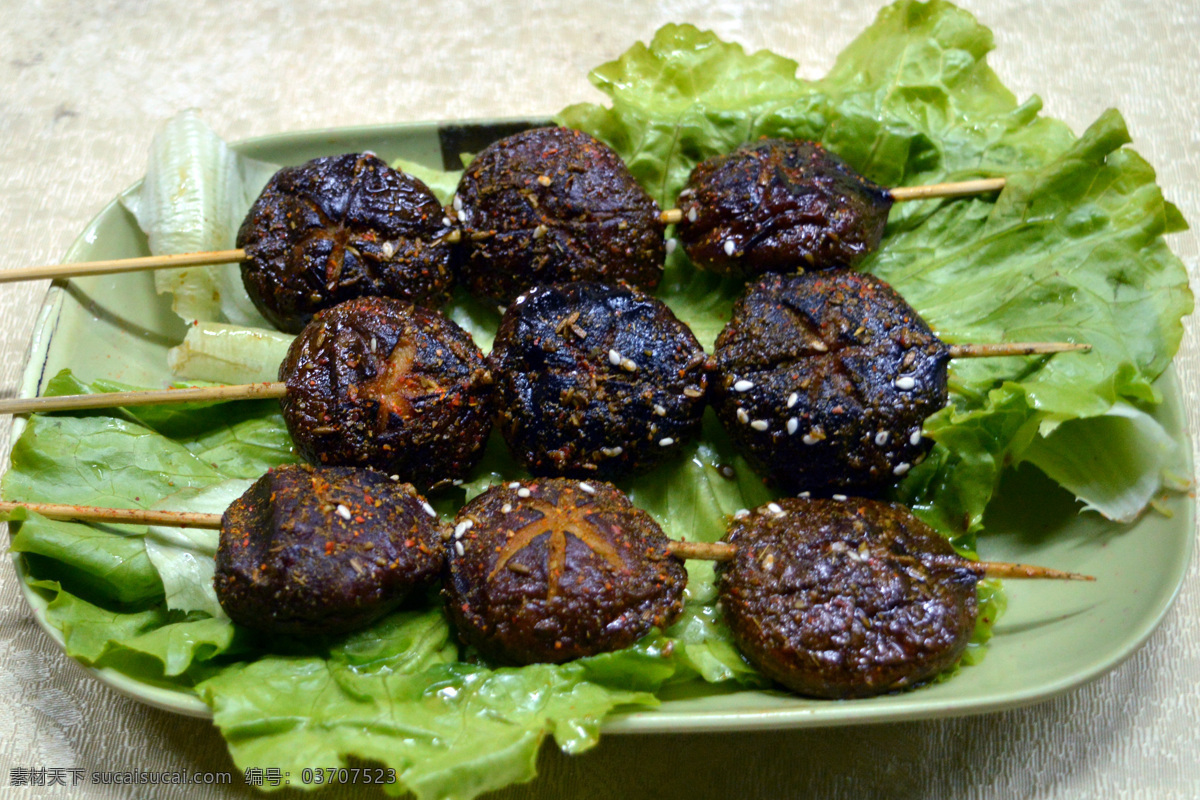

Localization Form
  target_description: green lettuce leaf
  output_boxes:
[197,610,669,800]
[560,4,1192,534]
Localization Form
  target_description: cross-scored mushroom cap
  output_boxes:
[237,153,456,333]
[444,478,687,664]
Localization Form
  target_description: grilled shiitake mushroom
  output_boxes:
[453,127,666,302]
[444,478,687,664]
[238,153,456,333]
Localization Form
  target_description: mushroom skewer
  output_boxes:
[1,153,460,334]
[672,138,1007,279]
[1,136,1002,305]
[710,269,1092,496]
[2,464,446,638]
[0,297,495,494]
[0,337,1084,418]
[0,496,1093,583]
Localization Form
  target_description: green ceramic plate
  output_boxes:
[9,120,1195,730]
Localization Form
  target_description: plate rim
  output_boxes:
[6,117,1196,732]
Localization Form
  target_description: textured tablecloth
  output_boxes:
[1,1,1197,797]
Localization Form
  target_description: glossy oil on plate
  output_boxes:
[10,120,1195,732]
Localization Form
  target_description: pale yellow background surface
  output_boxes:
[1,1,1198,797]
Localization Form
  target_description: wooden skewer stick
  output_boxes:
[0,249,246,284]
[657,178,1008,226]
[0,382,286,416]
[665,538,1093,581]
[887,177,1007,202]
[0,176,997,284]
[948,342,1091,359]
[0,339,1088,417]
[0,501,223,529]
[0,500,1092,581]
[0,230,464,285]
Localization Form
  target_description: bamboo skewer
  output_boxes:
[0,501,223,529]
[0,249,246,284]
[3,179,1005,285]
[665,539,1092,580]
[888,177,1007,202]
[0,340,1090,417]
[658,177,1007,225]
[947,342,1091,359]
[0,382,286,416]
[0,499,1091,581]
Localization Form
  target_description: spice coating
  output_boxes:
[444,479,687,664]
[237,153,456,333]
[489,282,708,479]
[675,139,892,278]
[712,271,949,495]
[717,497,978,698]
[214,464,445,637]
[279,297,494,491]
[454,127,666,302]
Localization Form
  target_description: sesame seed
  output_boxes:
[687,206,698,222]
[895,376,916,391]
[501,503,512,513]
[496,305,507,315]
[381,241,395,258]
[786,418,798,435]
[734,508,750,519]
[515,294,526,305]
[875,430,889,446]
[653,404,667,416]
[454,541,465,556]
[750,419,769,431]
[517,487,532,498]
[659,437,675,447]
[533,224,548,240]
[736,407,750,425]
[683,386,703,398]
[390,475,400,481]
[508,482,521,489]
[454,520,473,538]
[832,494,848,501]
[452,194,463,212]
[621,358,638,372]
[799,492,811,499]
[578,482,596,494]
[893,462,911,476]
[601,446,624,457]
[910,430,922,446]
[666,238,677,254]
[608,349,623,366]
[336,504,351,521]
[421,501,437,518]
[787,392,798,408]
[767,502,783,515]
[733,379,754,392]
[442,216,452,227]
[723,240,736,256]
[802,432,820,445]
[763,553,776,571]
[537,175,552,187]
[679,188,693,198]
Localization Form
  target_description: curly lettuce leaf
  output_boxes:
[197,610,669,800]
[561,5,1192,533]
